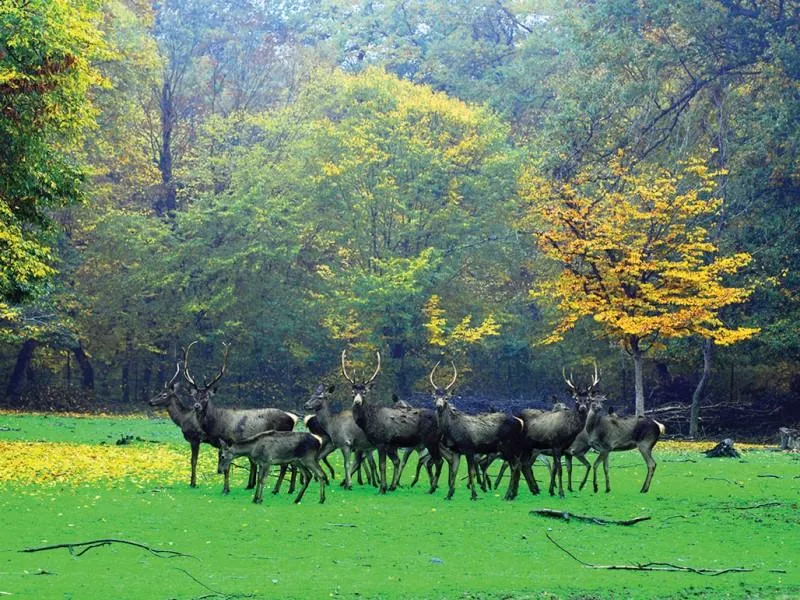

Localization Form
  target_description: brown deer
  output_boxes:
[218,431,327,504]
[185,341,299,494]
[430,361,524,500]
[343,350,442,494]
[147,362,208,487]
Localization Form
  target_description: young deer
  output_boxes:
[218,431,327,504]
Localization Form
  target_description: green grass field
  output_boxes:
[1,412,798,599]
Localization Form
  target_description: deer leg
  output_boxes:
[639,443,657,493]
[272,464,288,494]
[340,446,354,489]
[576,453,592,491]
[602,453,611,493]
[293,463,312,504]
[318,441,336,481]
[553,451,565,498]
[220,449,231,495]
[387,447,402,491]
[591,452,604,493]
[364,451,378,487]
[504,461,520,501]
[396,447,414,485]
[444,449,460,500]
[189,441,199,488]
[520,451,540,496]
[565,454,573,492]
[494,460,508,489]
[466,455,480,501]
[378,450,389,494]
[247,459,258,489]
[306,457,327,504]
[254,463,270,504]
[286,464,298,494]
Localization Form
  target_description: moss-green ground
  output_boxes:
[1,412,798,599]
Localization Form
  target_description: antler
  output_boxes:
[341,350,355,384]
[445,361,457,390]
[588,359,600,391]
[183,341,200,389]
[342,349,381,385]
[203,341,230,390]
[562,367,576,391]
[165,361,181,389]
[366,351,381,384]
[429,361,441,389]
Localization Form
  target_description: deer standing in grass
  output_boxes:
[218,432,327,504]
[185,341,299,494]
[147,362,208,488]
[344,350,443,494]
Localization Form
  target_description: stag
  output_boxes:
[147,362,209,487]
[218,431,327,504]
[343,350,442,494]
[185,341,299,494]
[505,365,594,500]
[303,383,378,490]
[431,362,524,500]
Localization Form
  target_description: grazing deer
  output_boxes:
[147,362,208,488]
[185,341,299,494]
[431,361,524,500]
[303,383,378,490]
[343,350,442,494]
[218,432,327,504]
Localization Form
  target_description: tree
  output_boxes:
[0,0,109,333]
[522,154,759,415]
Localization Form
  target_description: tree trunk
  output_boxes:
[156,81,176,216]
[72,345,94,389]
[689,338,713,438]
[630,338,645,416]
[6,339,38,399]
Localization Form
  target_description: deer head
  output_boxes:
[217,439,235,475]
[148,362,182,407]
[183,340,230,412]
[341,350,381,405]
[304,383,335,412]
[562,359,602,402]
[429,361,458,409]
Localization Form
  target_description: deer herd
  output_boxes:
[148,345,665,505]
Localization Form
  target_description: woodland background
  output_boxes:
[1,0,798,437]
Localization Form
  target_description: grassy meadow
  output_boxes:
[0,411,798,600]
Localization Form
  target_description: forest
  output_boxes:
[2,0,799,438]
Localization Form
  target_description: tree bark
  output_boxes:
[6,339,38,399]
[630,337,645,416]
[156,81,176,216]
[689,338,713,438]
[72,345,94,390]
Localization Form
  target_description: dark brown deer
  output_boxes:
[431,361,524,500]
[583,396,665,493]
[185,341,299,494]
[303,383,378,490]
[147,362,208,487]
[505,366,594,500]
[218,431,327,504]
[343,350,442,494]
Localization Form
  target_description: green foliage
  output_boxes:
[0,0,110,329]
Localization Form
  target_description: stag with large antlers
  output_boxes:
[147,362,209,487]
[304,383,378,490]
[431,362,525,500]
[504,364,595,500]
[343,350,442,494]
[185,341,300,494]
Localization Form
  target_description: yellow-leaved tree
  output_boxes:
[521,154,759,415]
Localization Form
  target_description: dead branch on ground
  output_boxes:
[545,533,753,575]
[20,539,193,558]
[531,509,651,526]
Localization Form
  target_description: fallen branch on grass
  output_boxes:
[732,502,782,510]
[757,474,782,479]
[531,509,651,526]
[20,539,193,558]
[174,567,254,599]
[545,533,752,576]
[704,477,744,487]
